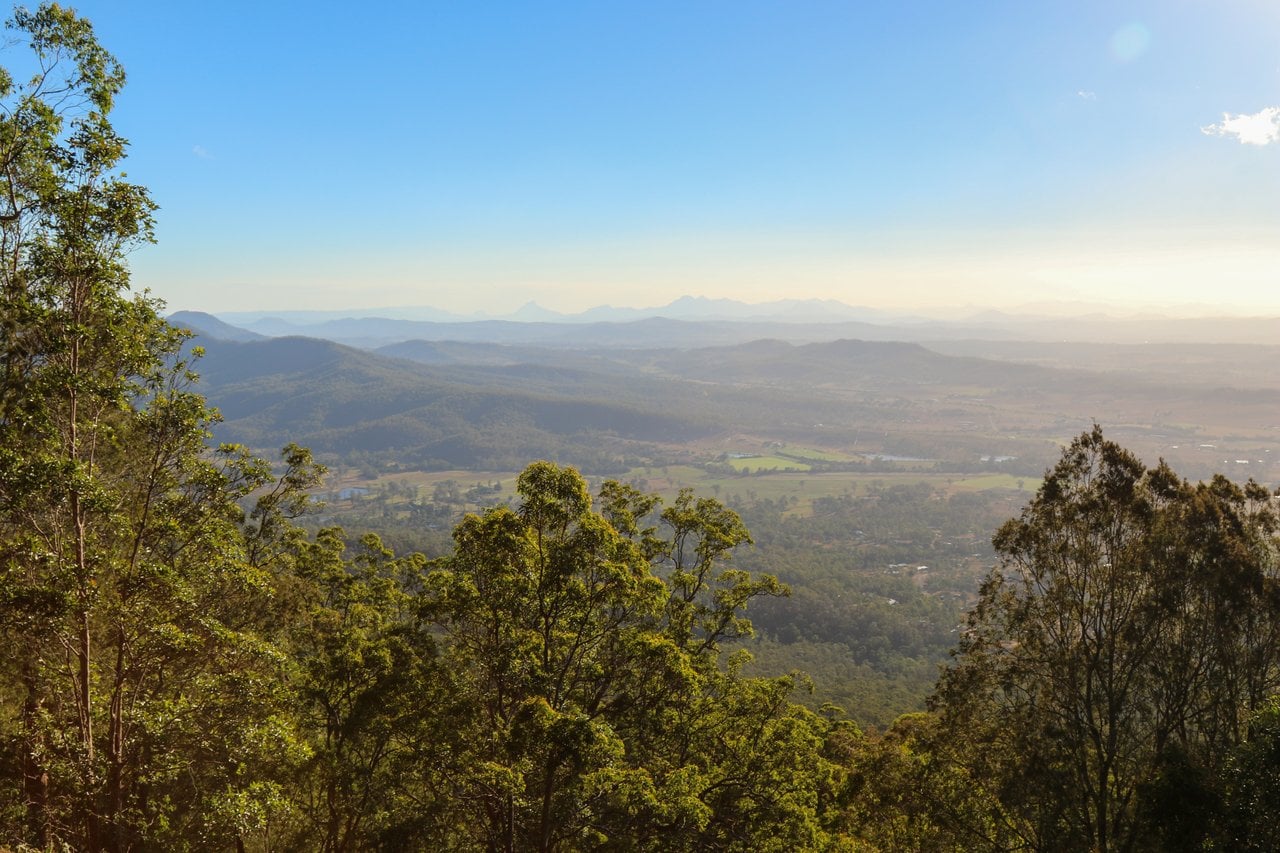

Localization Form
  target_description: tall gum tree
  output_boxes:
[928,427,1280,852]
[0,6,322,849]
[420,462,827,851]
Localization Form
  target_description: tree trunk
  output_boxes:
[21,657,50,849]
[105,633,128,853]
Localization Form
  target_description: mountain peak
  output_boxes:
[167,310,265,342]
[509,301,566,322]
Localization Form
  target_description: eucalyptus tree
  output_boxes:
[929,427,1280,852]
[0,6,322,849]
[1217,697,1280,850]
[417,462,843,851]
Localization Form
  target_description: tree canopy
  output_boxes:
[919,427,1280,851]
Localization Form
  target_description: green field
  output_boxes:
[725,455,813,473]
[333,463,1035,519]
[950,473,1037,492]
[772,444,861,463]
[618,467,1033,516]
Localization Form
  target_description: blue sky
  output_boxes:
[34,1,1280,316]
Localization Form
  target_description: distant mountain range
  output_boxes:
[211,296,917,328]
[171,310,930,350]
[171,304,1280,483]
[171,298,1280,350]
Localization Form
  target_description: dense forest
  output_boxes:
[3,7,1280,851]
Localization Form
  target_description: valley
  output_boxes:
[175,307,1280,727]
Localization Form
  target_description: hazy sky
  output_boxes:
[41,1,1280,316]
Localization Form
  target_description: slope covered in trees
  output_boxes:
[181,318,1280,484]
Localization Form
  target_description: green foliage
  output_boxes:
[1217,697,1280,850]
[278,528,453,849]
[833,711,1024,851]
[0,8,316,848]
[926,427,1280,852]
[721,485,1013,726]
[359,460,865,851]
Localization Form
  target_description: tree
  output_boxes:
[419,462,819,851]
[1217,697,1280,850]
[423,462,672,849]
[834,711,1026,852]
[929,427,1280,851]
[0,7,320,849]
[280,528,469,852]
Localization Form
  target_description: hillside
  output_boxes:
[194,336,714,472]
[168,310,265,342]
[188,330,1280,483]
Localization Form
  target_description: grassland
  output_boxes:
[328,462,1036,518]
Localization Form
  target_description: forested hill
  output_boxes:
[189,328,1280,480]
[167,309,266,342]
[188,331,1059,472]
[379,336,1044,385]
[192,335,714,471]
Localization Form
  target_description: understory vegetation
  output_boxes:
[3,7,1280,851]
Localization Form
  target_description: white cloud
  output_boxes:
[1201,107,1280,146]
[192,144,214,159]
[1077,90,1096,100]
